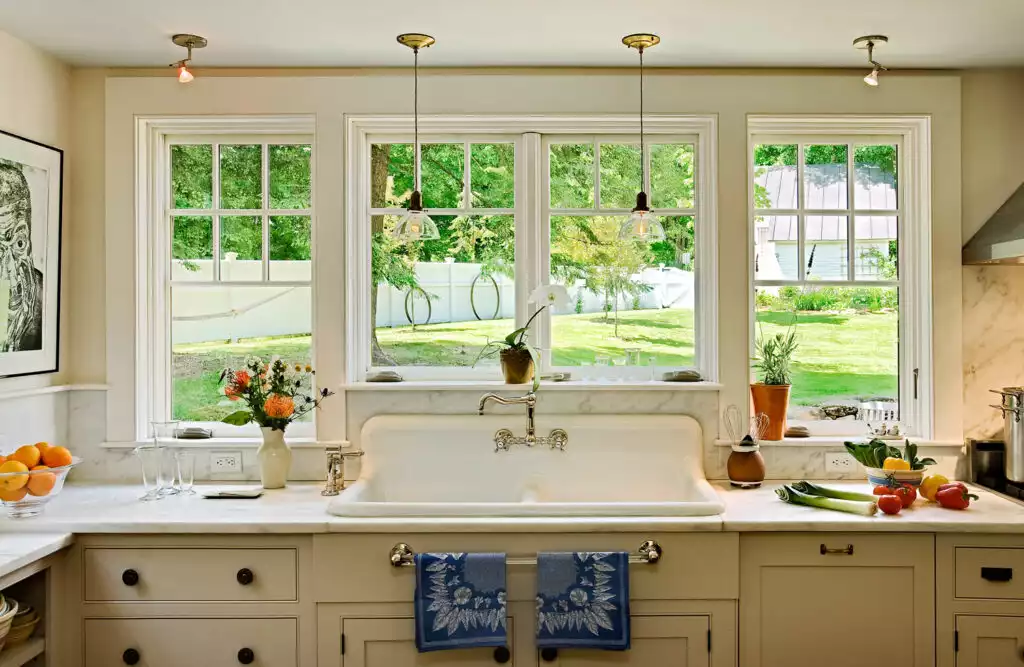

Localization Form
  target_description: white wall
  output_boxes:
[961,69,1024,439]
[0,30,73,453]
[56,67,965,480]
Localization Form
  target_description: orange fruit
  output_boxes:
[0,454,6,465]
[0,486,28,502]
[27,466,55,497]
[0,460,30,491]
[34,442,50,458]
[11,445,40,468]
[41,446,72,468]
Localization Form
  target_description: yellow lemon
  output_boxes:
[920,474,949,502]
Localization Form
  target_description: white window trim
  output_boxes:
[345,114,718,383]
[134,116,316,442]
[747,115,933,438]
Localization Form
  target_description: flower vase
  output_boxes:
[258,427,292,489]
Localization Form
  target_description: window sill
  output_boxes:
[714,436,963,448]
[342,380,723,392]
[100,437,350,450]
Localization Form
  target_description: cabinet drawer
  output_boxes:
[955,547,1024,600]
[85,618,296,667]
[84,548,297,602]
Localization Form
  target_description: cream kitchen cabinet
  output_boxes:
[84,617,298,667]
[954,616,1024,667]
[546,615,710,667]
[740,533,935,667]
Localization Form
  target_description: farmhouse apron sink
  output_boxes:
[327,414,724,518]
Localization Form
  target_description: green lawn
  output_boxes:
[171,308,898,421]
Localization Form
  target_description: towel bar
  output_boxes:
[388,539,663,567]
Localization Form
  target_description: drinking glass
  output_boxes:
[625,348,642,366]
[150,421,180,496]
[174,450,196,495]
[134,445,167,501]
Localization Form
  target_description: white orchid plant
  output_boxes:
[474,284,573,368]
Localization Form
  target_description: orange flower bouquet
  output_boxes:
[219,356,333,432]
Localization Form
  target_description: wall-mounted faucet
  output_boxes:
[478,391,568,452]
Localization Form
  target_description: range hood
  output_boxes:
[963,183,1024,264]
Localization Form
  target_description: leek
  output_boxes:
[791,481,877,503]
[776,484,878,516]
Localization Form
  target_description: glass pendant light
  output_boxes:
[393,33,440,242]
[619,33,665,242]
[169,34,206,84]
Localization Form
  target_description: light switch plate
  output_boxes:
[825,452,857,473]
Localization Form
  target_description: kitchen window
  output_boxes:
[347,116,718,382]
[141,122,315,438]
[748,116,932,438]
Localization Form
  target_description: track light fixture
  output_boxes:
[169,34,207,84]
[853,35,889,87]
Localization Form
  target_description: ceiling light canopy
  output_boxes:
[619,33,666,242]
[853,35,888,87]
[169,33,206,84]
[392,33,439,243]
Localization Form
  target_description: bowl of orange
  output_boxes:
[0,443,78,518]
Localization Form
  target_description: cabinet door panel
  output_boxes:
[956,615,1024,667]
[343,617,517,667]
[741,534,934,667]
[84,618,297,667]
[552,615,708,667]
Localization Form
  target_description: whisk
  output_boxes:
[723,405,744,446]
[749,412,769,445]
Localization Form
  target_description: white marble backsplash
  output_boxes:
[963,265,1024,440]
[56,386,968,484]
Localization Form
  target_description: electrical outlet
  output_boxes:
[825,452,857,473]
[211,451,243,474]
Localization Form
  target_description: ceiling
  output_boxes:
[1,0,1023,68]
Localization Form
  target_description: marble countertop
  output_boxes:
[0,533,73,580]
[0,482,1020,535]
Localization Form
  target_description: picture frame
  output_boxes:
[0,128,63,378]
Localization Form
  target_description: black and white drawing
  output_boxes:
[0,130,63,377]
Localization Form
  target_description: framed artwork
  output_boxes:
[0,128,63,378]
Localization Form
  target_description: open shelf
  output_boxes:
[0,637,45,667]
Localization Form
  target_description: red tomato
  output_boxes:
[894,484,917,509]
[877,494,903,515]
[873,485,895,496]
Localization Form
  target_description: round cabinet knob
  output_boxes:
[236,568,254,585]
[493,646,511,664]
[122,648,140,665]
[237,648,255,664]
[121,569,139,586]
[541,647,559,662]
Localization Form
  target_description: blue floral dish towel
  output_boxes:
[536,551,631,651]
[414,552,508,652]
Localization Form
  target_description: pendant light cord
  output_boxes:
[414,46,420,192]
[639,46,645,193]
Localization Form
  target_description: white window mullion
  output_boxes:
[261,143,270,281]
[796,143,806,281]
[212,143,222,281]
[522,132,548,369]
[847,143,856,280]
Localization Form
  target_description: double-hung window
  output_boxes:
[151,128,314,437]
[748,116,932,437]
[348,117,717,383]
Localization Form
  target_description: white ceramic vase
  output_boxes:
[257,427,292,489]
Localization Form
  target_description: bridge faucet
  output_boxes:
[478,391,567,452]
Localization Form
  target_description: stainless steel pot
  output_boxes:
[991,387,1024,482]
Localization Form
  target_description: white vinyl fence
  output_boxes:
[171,260,694,345]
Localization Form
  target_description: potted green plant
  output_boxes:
[751,325,798,440]
[477,284,571,384]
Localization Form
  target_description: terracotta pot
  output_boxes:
[500,348,534,384]
[750,383,791,441]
